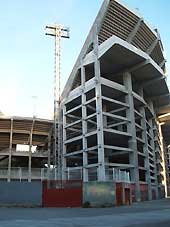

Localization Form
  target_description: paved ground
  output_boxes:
[0,199,170,226]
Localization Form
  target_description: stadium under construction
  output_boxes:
[0,0,170,206]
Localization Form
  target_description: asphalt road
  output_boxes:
[0,198,170,226]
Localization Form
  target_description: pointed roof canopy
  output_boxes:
[62,0,167,109]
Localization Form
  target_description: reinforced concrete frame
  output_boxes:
[0,117,53,182]
[60,0,169,202]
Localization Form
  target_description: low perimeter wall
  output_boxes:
[0,181,42,206]
[83,181,116,207]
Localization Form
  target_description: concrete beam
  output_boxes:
[85,130,97,138]
[64,104,82,115]
[107,121,127,128]
[66,114,81,120]
[85,113,97,121]
[132,92,146,105]
[110,107,128,114]
[104,145,132,152]
[64,150,83,157]
[85,146,98,152]
[127,18,143,43]
[105,163,134,168]
[87,119,97,125]
[141,75,165,87]
[103,112,129,122]
[104,128,131,137]
[101,77,127,94]
[85,97,96,106]
[102,96,129,108]
[86,104,96,112]
[64,135,83,144]
[146,38,159,55]
[64,119,82,129]
[159,59,166,68]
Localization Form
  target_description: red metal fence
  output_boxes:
[42,180,82,207]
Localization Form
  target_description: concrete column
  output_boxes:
[159,122,168,197]
[103,104,107,128]
[28,119,34,182]
[123,72,141,202]
[8,118,13,182]
[62,105,67,180]
[81,65,88,182]
[57,108,63,180]
[148,100,159,199]
[95,60,105,181]
[140,106,152,200]
[138,88,152,200]
[92,24,105,181]
[47,130,52,181]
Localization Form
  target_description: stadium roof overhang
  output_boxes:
[62,0,166,99]
[0,116,53,150]
[83,35,170,114]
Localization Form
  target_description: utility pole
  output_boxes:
[45,24,70,180]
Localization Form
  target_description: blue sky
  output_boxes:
[0,0,169,119]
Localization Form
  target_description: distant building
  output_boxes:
[0,116,53,181]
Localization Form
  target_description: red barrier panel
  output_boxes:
[140,184,148,201]
[130,183,149,202]
[42,180,82,207]
[116,183,123,206]
[130,183,136,202]
[43,188,82,207]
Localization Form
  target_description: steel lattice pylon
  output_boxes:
[45,24,70,180]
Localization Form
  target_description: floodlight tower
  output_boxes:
[45,24,70,179]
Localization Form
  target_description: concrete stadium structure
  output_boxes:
[60,0,170,202]
[0,115,53,182]
[0,0,169,206]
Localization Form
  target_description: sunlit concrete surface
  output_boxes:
[0,199,170,226]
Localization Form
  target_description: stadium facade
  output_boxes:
[0,0,169,205]
[60,0,170,202]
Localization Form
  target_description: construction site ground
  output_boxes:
[0,198,170,226]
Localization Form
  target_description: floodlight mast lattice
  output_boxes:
[45,24,70,180]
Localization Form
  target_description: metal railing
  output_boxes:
[0,167,130,182]
[0,167,52,181]
[65,167,130,183]
[112,168,130,183]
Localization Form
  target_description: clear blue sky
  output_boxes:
[0,0,169,119]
